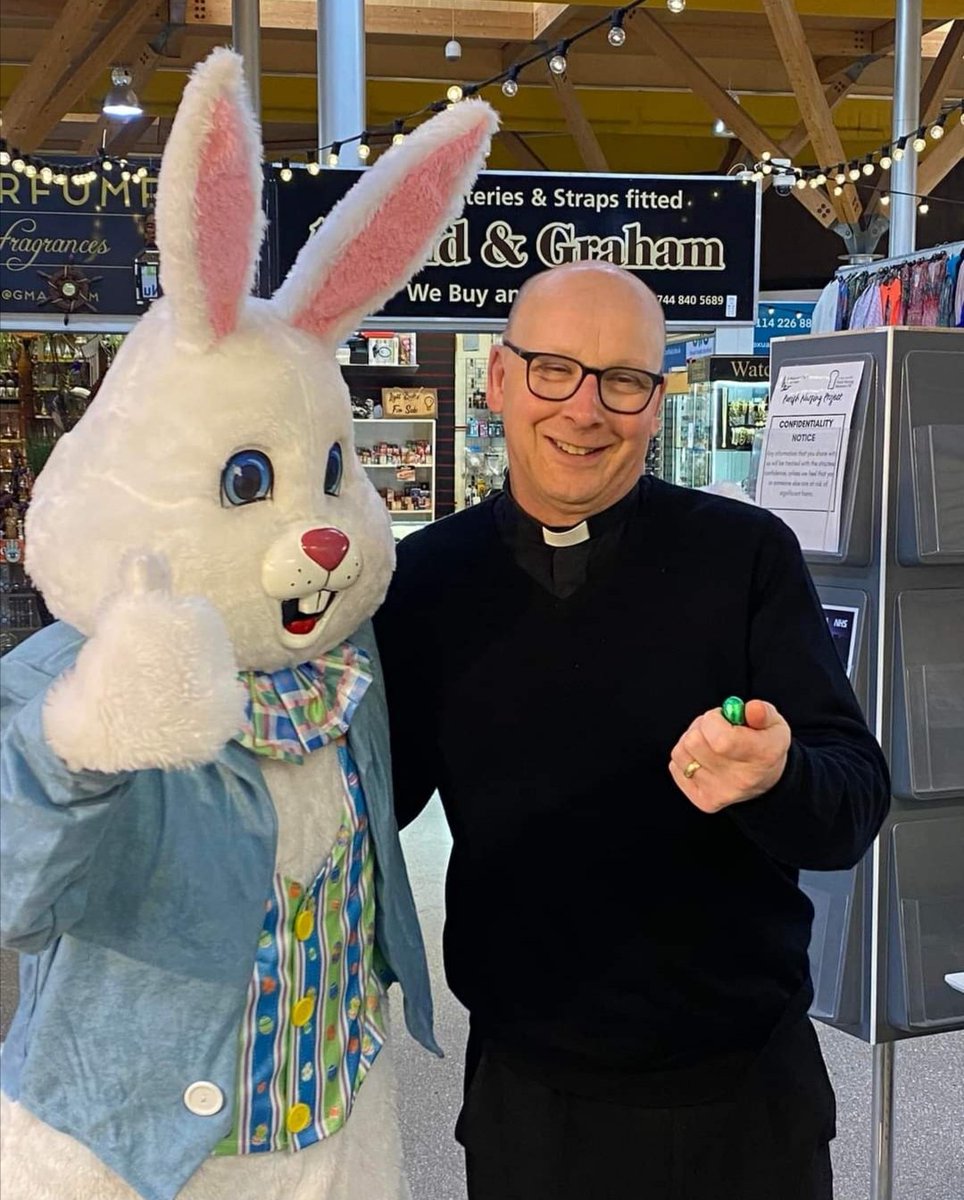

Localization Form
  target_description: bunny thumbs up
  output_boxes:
[43,551,246,775]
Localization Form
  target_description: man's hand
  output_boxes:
[668,699,791,813]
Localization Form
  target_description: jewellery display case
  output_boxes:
[454,332,506,511]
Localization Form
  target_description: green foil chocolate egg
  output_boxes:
[721,696,746,726]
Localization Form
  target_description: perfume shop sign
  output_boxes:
[269,170,759,326]
[0,169,156,316]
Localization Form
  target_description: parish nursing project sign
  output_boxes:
[755,361,864,553]
[269,169,760,326]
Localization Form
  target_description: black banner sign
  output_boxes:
[269,169,760,326]
[0,169,156,317]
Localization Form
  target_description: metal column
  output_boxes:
[316,0,366,167]
[232,0,261,117]
[871,1041,896,1200]
[889,0,921,257]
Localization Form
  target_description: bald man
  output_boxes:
[374,262,888,1200]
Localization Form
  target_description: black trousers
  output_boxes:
[456,1020,835,1200]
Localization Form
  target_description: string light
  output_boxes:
[327,142,341,167]
[39,166,53,184]
[833,185,843,196]
[549,43,569,74]
[446,84,463,103]
[912,131,927,152]
[667,0,686,11]
[12,157,25,173]
[136,165,148,180]
[502,70,519,98]
[24,162,37,178]
[121,168,131,181]
[848,164,861,181]
[835,170,846,185]
[279,159,293,182]
[815,172,827,186]
[101,157,113,172]
[392,120,406,146]
[862,160,875,176]
[357,133,371,161]
[879,153,892,170]
[608,11,627,46]
[929,121,944,140]
[795,177,808,190]
[0,149,10,167]
[880,194,890,206]
[918,200,929,214]
[808,177,819,189]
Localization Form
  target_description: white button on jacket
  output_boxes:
[182,1081,225,1117]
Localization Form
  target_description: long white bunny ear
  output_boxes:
[272,100,498,345]
[155,48,265,345]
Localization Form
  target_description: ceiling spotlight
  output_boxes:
[549,44,569,74]
[912,133,927,152]
[502,71,520,98]
[446,84,463,103]
[357,134,371,161]
[444,37,462,61]
[862,161,875,176]
[666,0,686,11]
[608,13,627,46]
[103,66,143,118]
[918,200,929,214]
[879,153,892,170]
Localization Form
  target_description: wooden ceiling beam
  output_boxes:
[499,129,549,171]
[762,0,862,223]
[629,8,836,227]
[1,0,113,145]
[920,20,964,127]
[15,0,163,152]
[532,4,581,43]
[917,117,964,195]
[547,63,610,172]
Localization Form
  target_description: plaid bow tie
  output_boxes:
[235,642,372,764]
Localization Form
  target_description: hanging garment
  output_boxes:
[810,280,840,334]
[848,282,884,329]
[880,276,902,325]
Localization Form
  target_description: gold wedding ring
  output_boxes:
[683,760,702,780]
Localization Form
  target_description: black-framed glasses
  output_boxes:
[502,339,664,415]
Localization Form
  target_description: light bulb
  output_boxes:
[761,163,772,175]
[833,185,843,196]
[307,159,320,175]
[121,169,131,181]
[893,145,904,161]
[879,154,892,170]
[666,0,686,11]
[137,166,148,180]
[54,173,67,186]
[71,173,83,186]
[39,166,53,184]
[795,177,807,190]
[912,134,927,152]
[918,201,929,214]
[0,150,10,166]
[12,158,25,173]
[849,166,861,181]
[835,171,846,184]
[549,52,567,74]
[327,146,341,167]
[808,177,819,189]
[102,158,113,172]
[358,139,371,161]
[24,163,37,178]
[279,161,293,182]
[761,151,772,162]
[880,194,890,206]
[816,172,827,186]
[862,161,874,175]
[446,84,463,103]
[608,22,626,47]
[392,131,406,146]
[752,171,764,183]
[929,123,944,140]
[502,76,519,98]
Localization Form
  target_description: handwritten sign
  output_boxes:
[382,387,437,418]
[756,360,864,552]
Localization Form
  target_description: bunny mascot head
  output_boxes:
[1,48,496,1200]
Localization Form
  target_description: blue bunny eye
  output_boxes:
[324,442,343,497]
[222,450,273,506]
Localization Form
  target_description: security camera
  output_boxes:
[770,157,795,197]
[444,37,462,60]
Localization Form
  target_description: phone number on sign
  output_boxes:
[656,295,726,307]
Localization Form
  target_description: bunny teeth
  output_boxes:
[299,589,333,616]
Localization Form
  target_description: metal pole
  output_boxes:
[889,0,921,257]
[317,0,366,167]
[870,1041,895,1200]
[232,0,261,118]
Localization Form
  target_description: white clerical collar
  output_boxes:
[542,521,590,547]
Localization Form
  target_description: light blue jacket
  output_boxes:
[0,620,439,1200]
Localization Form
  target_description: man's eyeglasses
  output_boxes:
[502,339,664,416]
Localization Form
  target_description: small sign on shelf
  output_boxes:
[382,386,437,418]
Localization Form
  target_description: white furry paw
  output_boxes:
[43,553,245,773]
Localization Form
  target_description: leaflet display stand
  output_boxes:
[768,328,964,1200]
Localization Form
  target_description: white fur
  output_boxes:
[8,47,495,1200]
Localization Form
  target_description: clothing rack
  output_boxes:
[835,240,963,277]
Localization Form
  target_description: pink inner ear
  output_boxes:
[196,96,255,339]
[293,125,484,338]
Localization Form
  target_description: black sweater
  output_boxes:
[373,478,890,1102]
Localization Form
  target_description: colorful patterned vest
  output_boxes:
[215,740,388,1154]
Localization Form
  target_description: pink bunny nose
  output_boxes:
[302,528,350,572]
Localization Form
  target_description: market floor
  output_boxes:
[0,798,960,1199]
[394,796,964,1200]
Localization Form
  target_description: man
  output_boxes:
[373,262,889,1200]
